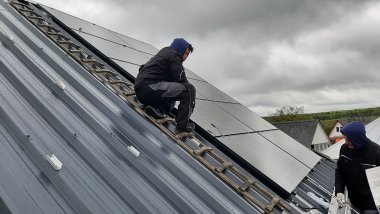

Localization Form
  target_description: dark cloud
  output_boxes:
[108,0,366,38]
[37,0,380,116]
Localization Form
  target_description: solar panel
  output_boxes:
[189,79,238,103]
[214,102,277,132]
[184,68,205,82]
[191,100,253,136]
[73,31,148,64]
[45,7,159,59]
[111,59,141,77]
[218,133,311,193]
[259,130,321,168]
[113,32,159,56]
[195,92,207,99]
[44,6,127,45]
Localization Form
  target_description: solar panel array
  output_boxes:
[43,5,321,193]
[0,2,271,213]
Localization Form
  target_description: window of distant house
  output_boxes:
[336,127,340,132]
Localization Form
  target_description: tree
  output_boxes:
[269,105,309,122]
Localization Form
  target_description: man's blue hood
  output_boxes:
[170,38,191,57]
[341,121,368,149]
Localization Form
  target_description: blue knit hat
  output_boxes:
[170,38,192,57]
[341,121,368,149]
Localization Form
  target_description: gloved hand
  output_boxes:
[336,193,345,208]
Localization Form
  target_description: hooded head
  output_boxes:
[341,121,368,149]
[170,38,193,58]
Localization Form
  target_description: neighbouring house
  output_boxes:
[323,117,380,159]
[329,120,348,143]
[273,120,331,152]
[329,118,376,143]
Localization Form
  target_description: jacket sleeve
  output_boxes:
[335,148,346,195]
[168,54,188,83]
[375,144,380,166]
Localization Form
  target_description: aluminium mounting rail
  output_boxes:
[9,1,292,213]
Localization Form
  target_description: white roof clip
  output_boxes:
[45,154,63,171]
[0,27,14,43]
[127,146,140,157]
[56,80,66,90]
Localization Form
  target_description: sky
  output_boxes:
[35,0,380,116]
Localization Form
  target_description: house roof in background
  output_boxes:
[366,117,380,144]
[333,117,375,128]
[273,120,319,148]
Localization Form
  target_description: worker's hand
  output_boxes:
[336,193,345,208]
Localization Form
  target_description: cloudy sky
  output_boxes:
[36,0,380,116]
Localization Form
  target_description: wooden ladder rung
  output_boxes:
[265,197,280,212]
[27,15,43,21]
[68,49,83,53]
[238,178,255,192]
[19,7,33,12]
[108,80,131,86]
[157,117,175,124]
[215,161,233,173]
[193,146,212,156]
[124,91,136,96]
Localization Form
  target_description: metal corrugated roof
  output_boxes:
[0,1,288,213]
[0,1,337,213]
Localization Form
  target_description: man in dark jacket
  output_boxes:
[335,121,380,213]
[134,38,196,133]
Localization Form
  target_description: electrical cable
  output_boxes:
[211,123,223,137]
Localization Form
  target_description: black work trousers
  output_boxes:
[135,81,196,128]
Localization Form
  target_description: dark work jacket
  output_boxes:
[134,47,188,89]
[335,141,380,210]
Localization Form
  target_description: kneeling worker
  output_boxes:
[134,38,196,133]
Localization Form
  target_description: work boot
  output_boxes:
[144,106,167,119]
[175,122,195,133]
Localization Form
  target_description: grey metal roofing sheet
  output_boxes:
[295,158,336,212]
[0,1,294,213]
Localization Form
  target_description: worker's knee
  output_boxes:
[183,83,196,95]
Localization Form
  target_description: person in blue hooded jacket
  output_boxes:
[134,38,196,133]
[335,121,380,213]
